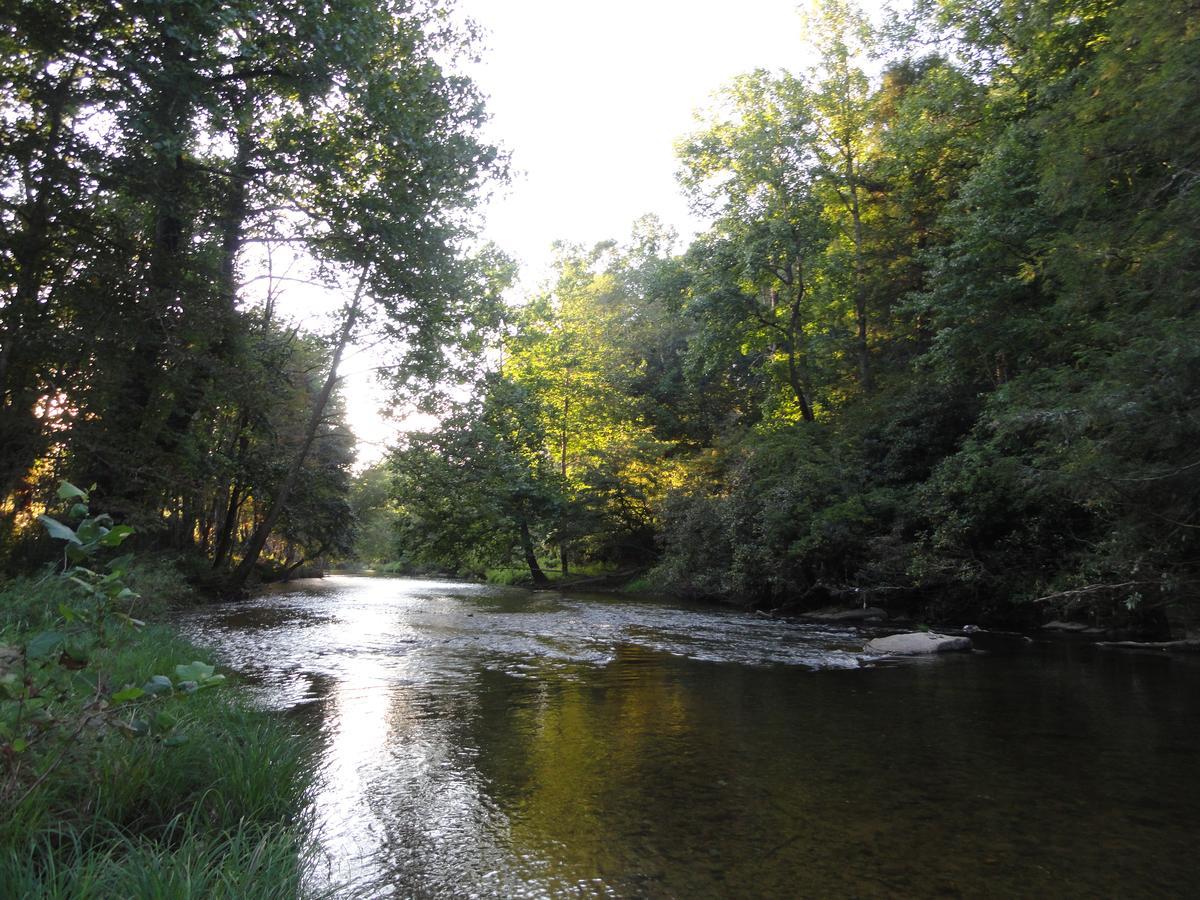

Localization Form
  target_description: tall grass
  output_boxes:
[620,575,656,594]
[0,578,317,898]
[484,560,626,586]
[1,819,310,899]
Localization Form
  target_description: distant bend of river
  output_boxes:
[178,575,1200,898]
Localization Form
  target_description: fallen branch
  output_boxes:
[1096,639,1200,653]
[1031,581,1158,604]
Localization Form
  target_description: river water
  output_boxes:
[179,575,1200,898]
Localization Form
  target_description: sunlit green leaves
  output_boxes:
[174,661,226,691]
[56,482,88,503]
[112,686,145,704]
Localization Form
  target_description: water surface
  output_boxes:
[179,575,1200,897]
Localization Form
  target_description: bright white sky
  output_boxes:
[331,0,889,464]
[458,0,822,285]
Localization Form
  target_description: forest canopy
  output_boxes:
[3,0,1198,632]
[0,0,503,587]
[369,0,1200,631]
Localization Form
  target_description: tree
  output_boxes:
[390,378,562,584]
[805,0,878,390]
[1,0,503,585]
[677,70,831,421]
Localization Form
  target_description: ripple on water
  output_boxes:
[175,576,1200,898]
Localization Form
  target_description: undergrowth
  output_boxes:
[0,484,317,898]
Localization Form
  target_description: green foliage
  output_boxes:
[0,487,314,893]
[1,0,501,584]
[484,567,526,587]
[0,819,309,899]
[378,0,1200,634]
[33,482,141,640]
[0,662,315,896]
[655,426,886,602]
[388,375,564,581]
[347,464,404,567]
[2,492,205,791]
[0,493,314,893]
[7,0,1195,632]
[387,232,695,582]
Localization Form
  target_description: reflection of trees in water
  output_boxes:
[451,647,801,894]
[184,579,1200,897]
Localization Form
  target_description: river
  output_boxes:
[179,575,1200,898]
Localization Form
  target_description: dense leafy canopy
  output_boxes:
[3,0,1196,632]
[0,0,501,584]
[383,0,1199,633]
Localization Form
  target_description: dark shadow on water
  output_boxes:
[179,576,1200,898]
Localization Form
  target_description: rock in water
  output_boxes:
[865,632,972,655]
[1042,620,1089,632]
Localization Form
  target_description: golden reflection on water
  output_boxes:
[183,576,1200,899]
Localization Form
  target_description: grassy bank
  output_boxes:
[0,564,316,898]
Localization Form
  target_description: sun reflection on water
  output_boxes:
[180,575,1200,899]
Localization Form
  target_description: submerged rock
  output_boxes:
[865,632,972,655]
[1042,620,1089,632]
[807,606,887,622]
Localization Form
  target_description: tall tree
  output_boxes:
[805,0,878,390]
[1,0,503,580]
[677,70,831,421]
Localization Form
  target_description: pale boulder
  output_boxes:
[865,632,972,655]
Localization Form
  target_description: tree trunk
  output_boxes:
[211,483,245,570]
[786,342,815,422]
[139,91,255,469]
[847,152,872,392]
[560,394,569,575]
[227,270,366,591]
[211,412,252,569]
[0,70,75,501]
[519,517,549,586]
[284,541,328,580]
[218,99,254,316]
[784,274,815,422]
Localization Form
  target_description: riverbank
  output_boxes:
[336,559,655,594]
[342,559,1190,639]
[0,561,316,897]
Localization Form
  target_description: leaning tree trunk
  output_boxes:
[227,270,366,591]
[210,411,251,569]
[784,272,815,422]
[518,517,549,586]
[559,393,569,576]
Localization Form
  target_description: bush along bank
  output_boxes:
[0,484,316,898]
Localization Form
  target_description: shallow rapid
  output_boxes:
[179,575,1200,898]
